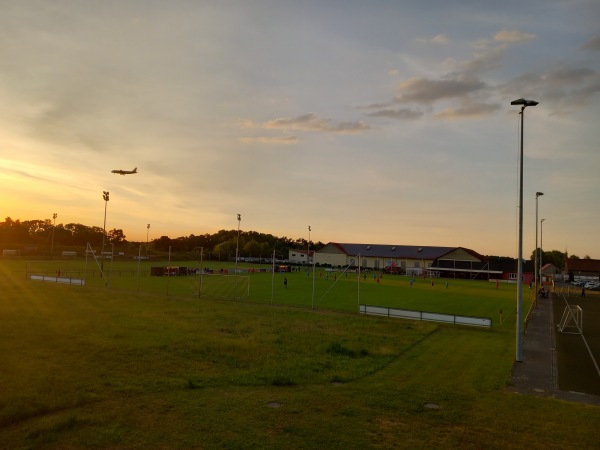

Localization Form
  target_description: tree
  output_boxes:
[63,223,102,246]
[243,239,261,258]
[154,236,173,252]
[542,250,565,269]
[213,239,236,260]
[107,228,126,244]
[24,219,52,243]
[0,217,28,244]
[259,242,272,258]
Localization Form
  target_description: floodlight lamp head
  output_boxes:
[511,98,539,107]
[536,191,544,197]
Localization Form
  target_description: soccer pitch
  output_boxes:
[21,259,523,329]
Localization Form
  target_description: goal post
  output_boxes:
[557,304,582,334]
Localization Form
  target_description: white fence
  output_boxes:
[359,304,492,328]
[30,275,85,286]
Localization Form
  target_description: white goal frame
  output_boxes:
[557,304,582,334]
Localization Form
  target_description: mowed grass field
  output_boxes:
[1,259,599,449]
[21,258,521,321]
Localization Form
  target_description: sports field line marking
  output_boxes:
[559,293,600,379]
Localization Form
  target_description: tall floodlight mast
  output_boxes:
[511,98,539,362]
[535,192,544,296]
[50,213,57,259]
[101,191,110,272]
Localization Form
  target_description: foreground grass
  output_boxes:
[1,265,599,449]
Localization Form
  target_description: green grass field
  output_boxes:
[1,259,599,449]
[20,258,521,323]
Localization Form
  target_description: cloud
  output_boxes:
[434,101,500,119]
[500,65,600,112]
[363,74,497,121]
[394,77,486,104]
[582,36,600,51]
[246,113,371,135]
[359,101,395,110]
[238,136,298,144]
[360,28,556,121]
[459,46,506,76]
[416,34,449,45]
[493,29,535,44]
[456,29,534,76]
[366,108,424,120]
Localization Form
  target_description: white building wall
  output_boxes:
[289,250,309,264]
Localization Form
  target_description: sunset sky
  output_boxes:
[1,1,599,257]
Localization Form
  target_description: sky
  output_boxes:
[1,0,599,258]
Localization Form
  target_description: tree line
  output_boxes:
[0,217,324,259]
[0,217,590,266]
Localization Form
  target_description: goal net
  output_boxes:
[557,304,582,334]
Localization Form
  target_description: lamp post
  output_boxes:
[511,97,539,362]
[101,191,110,271]
[235,213,241,272]
[307,225,311,267]
[146,223,150,258]
[540,218,545,288]
[535,192,544,296]
[50,213,57,259]
[235,214,241,300]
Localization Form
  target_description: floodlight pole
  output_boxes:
[540,219,545,288]
[50,213,57,259]
[535,192,543,296]
[307,225,311,268]
[235,213,241,300]
[146,223,150,258]
[511,98,538,362]
[101,191,110,272]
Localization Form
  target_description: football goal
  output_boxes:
[557,304,582,334]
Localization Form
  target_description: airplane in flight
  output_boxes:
[111,167,138,175]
